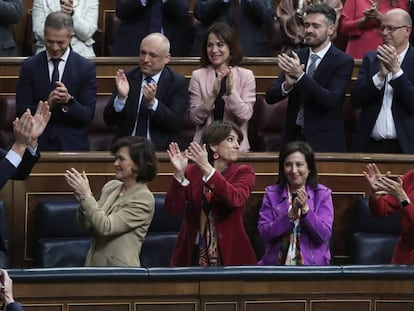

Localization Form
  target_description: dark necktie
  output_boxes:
[149,0,163,33]
[51,58,61,86]
[232,0,240,33]
[135,76,153,138]
[296,54,319,127]
[213,76,227,121]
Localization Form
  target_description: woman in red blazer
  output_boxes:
[165,121,257,266]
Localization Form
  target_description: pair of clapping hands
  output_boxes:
[364,163,409,203]
[12,101,51,154]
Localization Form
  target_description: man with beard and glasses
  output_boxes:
[265,3,354,152]
[351,8,414,154]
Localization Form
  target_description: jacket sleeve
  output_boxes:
[116,0,146,20]
[223,68,256,124]
[0,0,23,24]
[194,0,228,23]
[300,187,334,246]
[79,185,155,236]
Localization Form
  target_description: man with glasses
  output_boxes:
[104,33,189,151]
[351,8,414,153]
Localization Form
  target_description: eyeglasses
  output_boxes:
[380,25,408,33]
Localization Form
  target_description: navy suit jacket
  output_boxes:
[191,0,275,56]
[351,46,414,153]
[112,0,192,56]
[0,147,39,261]
[1,302,24,311]
[265,44,354,152]
[16,49,96,151]
[103,66,189,151]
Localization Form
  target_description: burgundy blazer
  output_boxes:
[165,162,257,266]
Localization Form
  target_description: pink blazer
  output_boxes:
[188,65,256,151]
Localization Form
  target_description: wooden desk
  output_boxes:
[1,151,413,267]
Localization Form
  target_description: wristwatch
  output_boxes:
[400,198,411,208]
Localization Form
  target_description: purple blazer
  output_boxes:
[258,183,334,265]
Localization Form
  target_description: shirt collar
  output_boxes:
[143,70,162,84]
[309,41,331,60]
[47,47,71,63]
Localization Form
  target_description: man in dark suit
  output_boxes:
[351,8,414,153]
[191,0,276,56]
[112,0,192,56]
[0,100,51,267]
[0,0,22,56]
[16,11,96,151]
[265,4,354,152]
[104,33,189,151]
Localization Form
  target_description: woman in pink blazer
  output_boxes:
[188,22,256,152]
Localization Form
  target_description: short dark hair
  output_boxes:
[277,141,319,188]
[201,120,243,164]
[306,3,336,25]
[110,136,158,182]
[45,11,74,33]
[200,22,243,67]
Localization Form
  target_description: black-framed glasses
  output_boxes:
[380,25,408,33]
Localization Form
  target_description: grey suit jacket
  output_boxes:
[78,179,155,267]
[0,0,23,56]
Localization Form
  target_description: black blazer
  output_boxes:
[0,147,39,264]
[112,0,192,56]
[266,44,354,152]
[351,46,414,153]
[104,66,189,151]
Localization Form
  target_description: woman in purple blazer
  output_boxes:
[258,141,334,266]
[188,22,256,152]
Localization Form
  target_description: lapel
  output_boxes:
[309,45,336,80]
[400,45,414,70]
[61,48,72,85]
[102,182,147,215]
[156,67,170,100]
[129,70,144,116]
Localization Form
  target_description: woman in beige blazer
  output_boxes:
[189,22,256,152]
[64,136,158,266]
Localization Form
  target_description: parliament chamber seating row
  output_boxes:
[0,193,399,268]
[0,92,357,152]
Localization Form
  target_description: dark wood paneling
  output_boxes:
[11,270,414,311]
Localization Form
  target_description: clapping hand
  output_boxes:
[363,163,391,194]
[64,168,93,201]
[30,101,51,148]
[288,186,309,220]
[115,69,130,100]
[186,142,214,177]
[167,142,188,181]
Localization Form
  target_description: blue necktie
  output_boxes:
[135,76,153,138]
[149,0,163,33]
